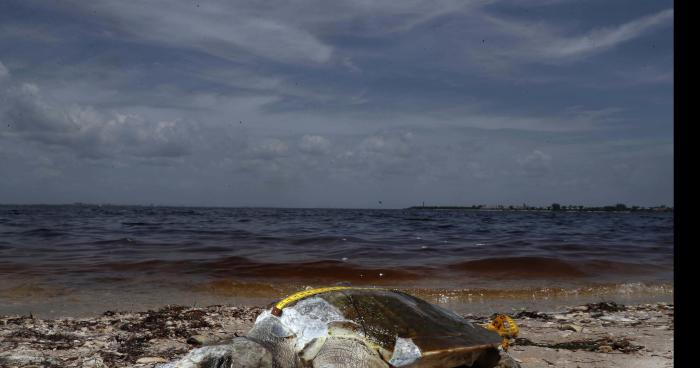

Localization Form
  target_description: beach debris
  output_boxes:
[599,315,637,323]
[137,356,168,363]
[7,328,82,350]
[484,314,520,350]
[166,287,515,367]
[597,345,614,353]
[0,346,62,367]
[514,336,644,354]
[558,324,583,333]
[186,334,219,346]
[512,310,553,320]
[29,305,240,365]
[119,306,213,341]
[582,301,626,313]
[82,355,107,368]
[568,306,588,312]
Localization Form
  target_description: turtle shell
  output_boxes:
[277,288,502,367]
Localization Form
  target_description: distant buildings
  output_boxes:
[408,203,673,212]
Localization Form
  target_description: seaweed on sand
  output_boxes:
[514,337,644,353]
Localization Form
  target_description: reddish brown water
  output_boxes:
[0,205,673,317]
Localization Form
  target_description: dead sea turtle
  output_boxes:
[164,287,520,368]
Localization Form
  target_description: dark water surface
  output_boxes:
[0,205,673,317]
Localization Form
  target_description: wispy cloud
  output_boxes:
[80,1,334,65]
[0,61,9,79]
[476,7,673,69]
[543,8,674,59]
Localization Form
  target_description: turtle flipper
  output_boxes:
[170,345,233,368]
[492,350,522,368]
[312,337,388,368]
[170,338,272,368]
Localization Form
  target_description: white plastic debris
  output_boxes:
[388,337,422,367]
[600,315,636,323]
[258,297,347,352]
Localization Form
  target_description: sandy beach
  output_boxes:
[0,300,673,368]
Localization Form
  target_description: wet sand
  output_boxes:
[0,301,673,368]
[0,272,674,319]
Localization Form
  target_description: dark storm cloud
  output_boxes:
[0,0,673,207]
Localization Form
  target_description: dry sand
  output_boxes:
[0,301,673,368]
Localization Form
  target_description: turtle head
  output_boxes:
[172,337,273,368]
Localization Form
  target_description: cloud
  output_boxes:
[358,131,413,158]
[247,138,289,159]
[613,66,674,86]
[80,1,333,65]
[341,57,361,73]
[0,2,674,206]
[424,105,624,133]
[299,135,331,155]
[474,7,673,70]
[1,76,195,160]
[330,131,421,179]
[543,8,674,59]
[517,150,552,176]
[465,161,489,180]
[0,61,9,79]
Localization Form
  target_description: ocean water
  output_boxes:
[0,205,673,317]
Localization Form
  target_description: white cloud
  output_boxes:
[341,57,361,73]
[20,82,39,96]
[0,61,9,79]
[299,135,331,154]
[543,9,674,59]
[1,79,195,159]
[476,8,673,69]
[248,138,289,159]
[517,150,552,176]
[83,1,333,65]
[358,132,413,158]
[327,131,420,179]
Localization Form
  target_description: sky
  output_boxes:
[0,0,673,208]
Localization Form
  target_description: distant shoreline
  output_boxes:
[0,203,674,212]
[406,205,673,213]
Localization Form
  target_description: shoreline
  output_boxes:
[0,280,673,319]
[0,300,673,368]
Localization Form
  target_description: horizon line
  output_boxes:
[0,202,674,210]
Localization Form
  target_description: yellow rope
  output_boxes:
[271,286,382,316]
